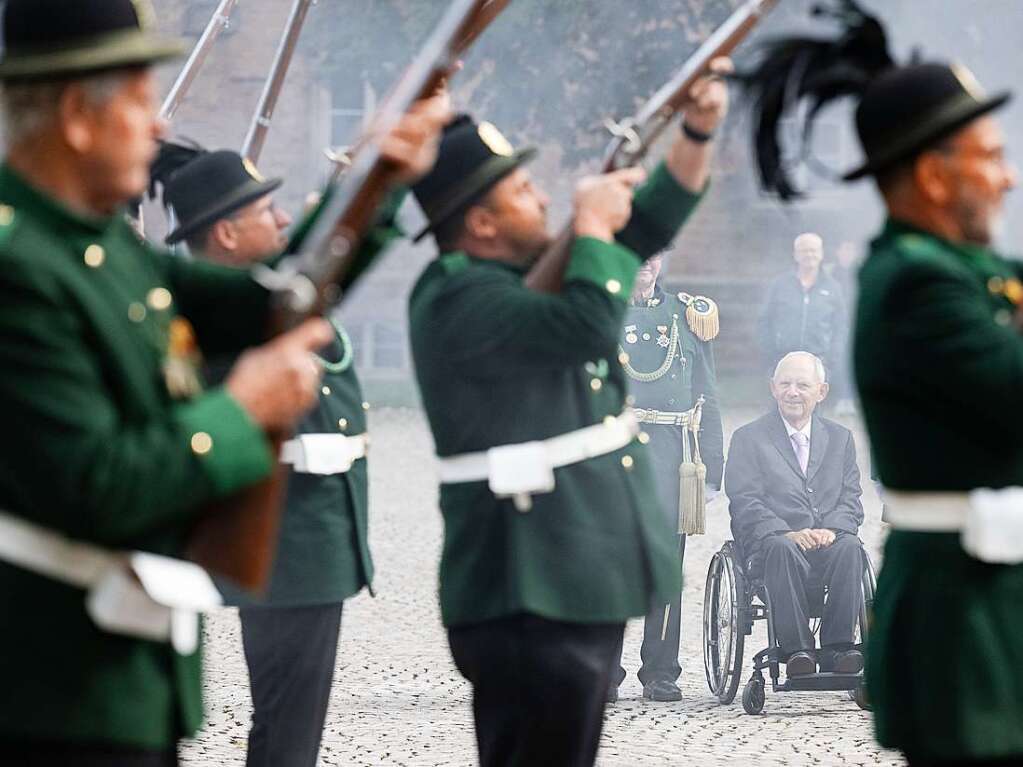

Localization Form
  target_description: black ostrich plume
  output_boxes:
[735,0,895,200]
[147,138,207,205]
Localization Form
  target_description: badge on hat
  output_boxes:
[129,0,156,29]
[951,63,986,100]
[478,122,514,157]
[243,157,266,183]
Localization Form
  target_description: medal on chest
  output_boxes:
[656,325,669,347]
[164,316,204,399]
[624,324,638,344]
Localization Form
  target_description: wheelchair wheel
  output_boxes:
[703,543,745,704]
[741,676,765,715]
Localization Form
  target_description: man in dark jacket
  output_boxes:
[759,233,848,385]
[725,351,864,677]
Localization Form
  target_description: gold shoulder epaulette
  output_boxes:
[677,291,720,342]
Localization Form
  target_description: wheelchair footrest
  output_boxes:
[774,672,863,693]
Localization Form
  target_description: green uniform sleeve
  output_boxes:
[155,250,272,355]
[0,261,273,546]
[424,237,640,376]
[616,162,705,259]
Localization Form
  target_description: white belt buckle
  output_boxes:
[488,441,555,513]
[282,434,362,475]
[964,488,1023,564]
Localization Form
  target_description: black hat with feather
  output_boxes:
[736,0,1011,200]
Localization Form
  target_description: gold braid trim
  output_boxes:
[620,317,679,382]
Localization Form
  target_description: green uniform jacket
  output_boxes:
[622,287,724,487]
[409,164,703,628]
[0,166,395,748]
[855,219,1023,761]
[222,194,404,608]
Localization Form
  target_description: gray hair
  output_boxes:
[1,71,133,146]
[773,351,827,383]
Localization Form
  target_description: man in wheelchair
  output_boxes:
[724,352,865,678]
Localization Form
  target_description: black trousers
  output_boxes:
[759,532,863,657]
[0,739,177,766]
[612,534,687,688]
[448,614,624,767]
[239,602,344,767]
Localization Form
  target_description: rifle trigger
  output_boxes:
[602,118,642,155]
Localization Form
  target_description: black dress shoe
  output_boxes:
[786,651,816,677]
[832,649,864,674]
[606,686,619,704]
[642,679,683,702]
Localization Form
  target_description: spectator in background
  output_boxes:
[759,233,848,406]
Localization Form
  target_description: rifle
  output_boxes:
[324,0,511,180]
[160,0,240,121]
[242,0,315,163]
[186,0,512,592]
[524,0,780,293]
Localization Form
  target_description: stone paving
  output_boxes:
[182,407,905,767]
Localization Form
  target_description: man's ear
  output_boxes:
[818,382,831,402]
[59,84,94,154]
[463,204,497,241]
[210,218,238,252]
[914,152,954,206]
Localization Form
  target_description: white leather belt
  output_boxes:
[631,407,694,427]
[884,487,1023,563]
[280,433,368,475]
[436,412,640,511]
[0,511,222,653]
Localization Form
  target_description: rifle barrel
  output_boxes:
[525,0,780,294]
[160,0,240,121]
[242,0,315,163]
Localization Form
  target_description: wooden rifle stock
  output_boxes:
[242,0,315,164]
[160,0,240,121]
[524,0,779,294]
[187,0,512,593]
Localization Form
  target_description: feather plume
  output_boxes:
[148,138,207,204]
[734,0,895,200]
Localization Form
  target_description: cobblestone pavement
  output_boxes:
[183,407,905,767]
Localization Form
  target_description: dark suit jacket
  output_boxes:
[724,410,863,556]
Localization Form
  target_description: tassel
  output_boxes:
[679,400,708,535]
[683,294,721,342]
[679,459,707,535]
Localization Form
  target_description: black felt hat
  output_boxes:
[411,114,536,242]
[844,62,1011,180]
[0,0,184,81]
[163,150,283,245]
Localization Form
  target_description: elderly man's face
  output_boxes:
[75,69,163,212]
[771,355,828,426]
[793,238,823,270]
[941,116,1017,245]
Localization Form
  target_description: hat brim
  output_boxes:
[412,147,537,243]
[0,29,186,81]
[843,91,1012,181]
[165,177,284,245]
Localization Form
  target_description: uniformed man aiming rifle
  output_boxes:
[738,1,1020,764]
[406,53,728,763]
[0,1,446,764]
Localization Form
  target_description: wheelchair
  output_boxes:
[702,538,877,714]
